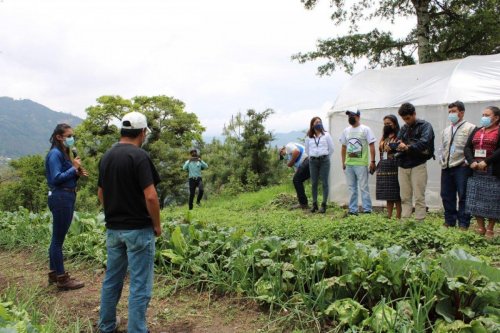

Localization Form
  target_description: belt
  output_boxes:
[310,155,328,160]
[53,187,76,193]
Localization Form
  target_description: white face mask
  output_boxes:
[141,128,151,147]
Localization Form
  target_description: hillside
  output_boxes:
[0,97,83,158]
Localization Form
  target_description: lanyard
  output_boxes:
[480,128,486,149]
[313,135,321,147]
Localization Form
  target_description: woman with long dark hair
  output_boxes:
[45,123,87,290]
[305,116,334,213]
[375,115,402,218]
[464,106,500,238]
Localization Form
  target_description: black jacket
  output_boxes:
[396,119,435,169]
[464,126,500,179]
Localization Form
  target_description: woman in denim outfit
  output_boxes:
[45,123,87,290]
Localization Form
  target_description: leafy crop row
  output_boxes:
[0,298,45,333]
[0,208,499,332]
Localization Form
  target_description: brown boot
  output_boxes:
[56,272,84,291]
[48,271,57,285]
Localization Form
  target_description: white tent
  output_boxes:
[327,54,500,208]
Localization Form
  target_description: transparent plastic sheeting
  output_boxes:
[327,54,500,208]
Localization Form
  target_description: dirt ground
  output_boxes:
[0,249,277,333]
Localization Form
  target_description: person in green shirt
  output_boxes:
[183,149,208,210]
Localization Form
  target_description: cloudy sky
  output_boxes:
[0,0,355,136]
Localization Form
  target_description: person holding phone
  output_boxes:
[375,115,402,219]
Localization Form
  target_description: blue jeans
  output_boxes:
[48,190,76,275]
[99,228,155,333]
[309,156,330,204]
[441,166,471,228]
[345,165,372,213]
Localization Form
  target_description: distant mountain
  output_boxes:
[202,130,306,149]
[0,97,83,158]
[271,130,306,148]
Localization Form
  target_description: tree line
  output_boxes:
[0,95,288,212]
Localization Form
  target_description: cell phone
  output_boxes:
[389,142,399,150]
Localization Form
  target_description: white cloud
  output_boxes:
[1,0,408,136]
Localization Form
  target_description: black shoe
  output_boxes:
[348,212,358,216]
[310,203,318,213]
[362,211,372,214]
[318,203,326,214]
[196,201,201,206]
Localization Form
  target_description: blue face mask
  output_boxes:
[448,113,459,124]
[314,124,323,131]
[63,136,75,147]
[480,116,492,128]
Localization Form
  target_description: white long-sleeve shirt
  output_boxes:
[305,132,334,157]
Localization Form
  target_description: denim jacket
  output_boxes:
[45,147,78,190]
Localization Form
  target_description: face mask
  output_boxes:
[448,113,459,124]
[480,116,492,127]
[314,124,323,131]
[141,130,151,147]
[63,137,75,147]
[348,117,356,125]
[383,125,394,136]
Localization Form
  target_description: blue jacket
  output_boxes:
[45,147,78,190]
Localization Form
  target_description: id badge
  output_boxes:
[474,149,487,158]
[450,144,455,154]
[383,152,388,160]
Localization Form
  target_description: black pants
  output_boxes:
[293,158,310,205]
[188,177,204,209]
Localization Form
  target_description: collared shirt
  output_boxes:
[305,132,334,158]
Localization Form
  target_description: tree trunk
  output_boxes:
[412,0,432,63]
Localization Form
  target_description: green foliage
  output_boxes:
[203,109,287,195]
[294,0,500,74]
[74,95,205,208]
[0,299,46,332]
[0,155,47,212]
[1,185,499,331]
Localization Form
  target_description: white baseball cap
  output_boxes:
[121,112,151,133]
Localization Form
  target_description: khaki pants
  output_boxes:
[398,163,428,220]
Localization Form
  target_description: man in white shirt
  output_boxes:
[280,142,310,209]
[340,110,377,215]
[440,101,476,229]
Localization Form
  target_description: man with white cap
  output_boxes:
[97,111,161,333]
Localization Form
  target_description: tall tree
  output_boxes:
[75,95,205,208]
[293,0,500,74]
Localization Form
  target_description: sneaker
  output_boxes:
[196,201,201,206]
